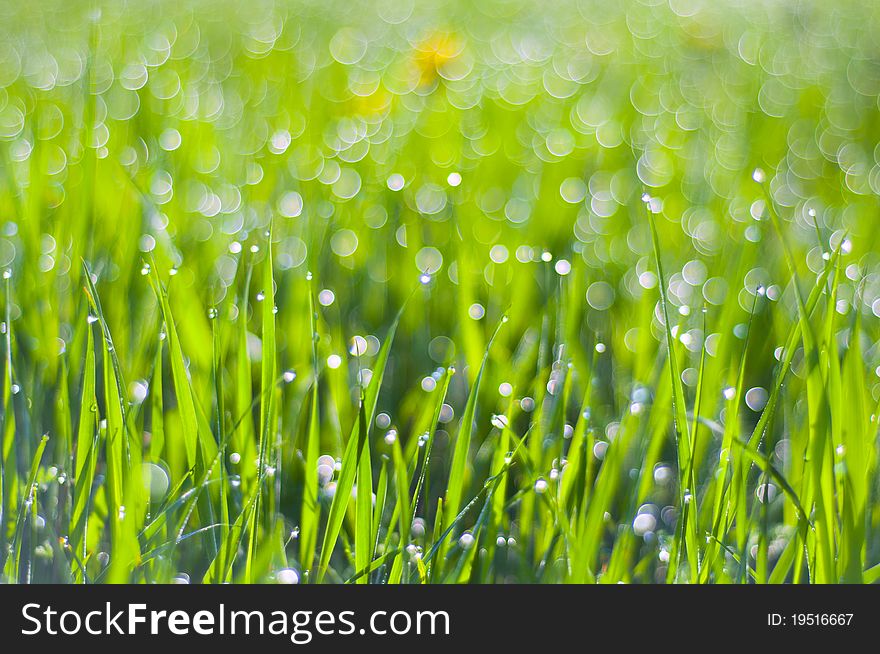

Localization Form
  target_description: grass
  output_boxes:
[1,0,880,584]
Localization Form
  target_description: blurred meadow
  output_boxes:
[1,0,880,583]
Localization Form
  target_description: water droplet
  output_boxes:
[2,269,11,279]
[318,289,335,306]
[11,383,20,395]
[745,387,769,411]
[554,259,571,275]
[419,274,431,285]
[722,386,736,400]
[282,370,296,383]
[256,291,265,302]
[140,264,151,276]
[275,568,300,584]
[633,513,656,536]
[207,307,218,320]
[229,452,241,465]
[458,532,475,550]
[755,483,777,504]
[87,314,99,324]
[384,430,397,446]
[595,342,606,353]
[752,168,765,183]
[491,414,509,430]
[534,478,549,494]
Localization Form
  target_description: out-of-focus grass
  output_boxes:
[1,0,880,583]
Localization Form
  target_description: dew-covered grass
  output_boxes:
[1,0,880,583]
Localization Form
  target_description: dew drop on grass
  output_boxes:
[458,532,475,550]
[229,452,241,465]
[318,289,335,306]
[468,303,485,320]
[595,342,606,353]
[349,335,367,356]
[491,414,508,430]
[327,354,342,369]
[752,168,765,183]
[419,273,431,285]
[632,513,656,536]
[386,173,405,191]
[384,430,397,445]
[554,259,571,275]
[756,483,778,504]
[282,370,296,383]
[87,314,99,324]
[275,568,300,584]
[534,478,549,494]
[722,386,736,400]
[498,382,513,397]
[439,404,454,423]
[745,387,769,411]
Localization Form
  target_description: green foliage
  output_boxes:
[0,0,879,584]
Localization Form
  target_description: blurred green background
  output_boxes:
[1,0,879,583]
